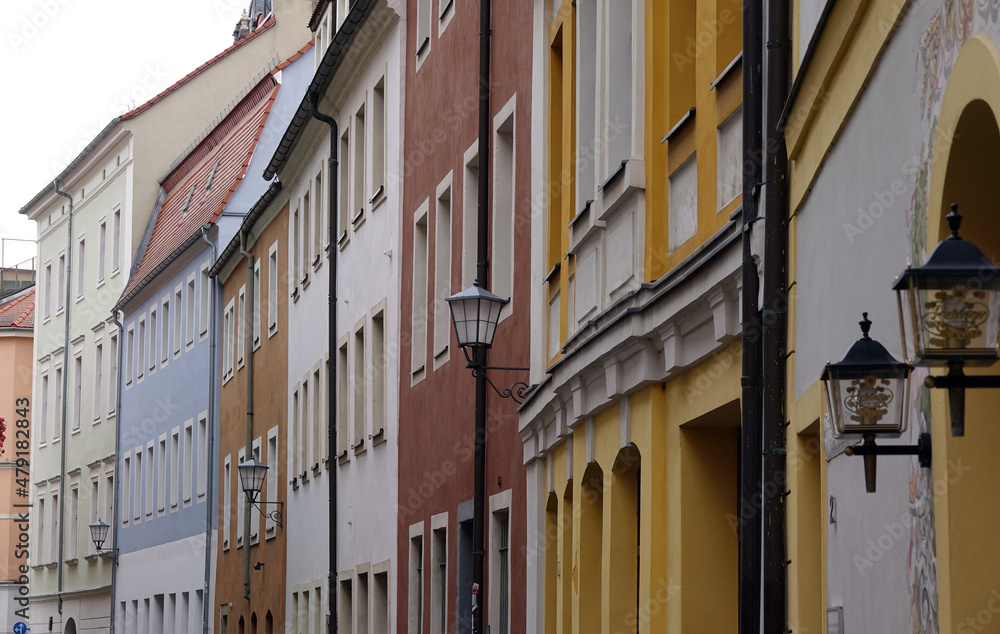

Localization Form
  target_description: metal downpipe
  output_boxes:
[239,231,254,601]
[200,226,218,634]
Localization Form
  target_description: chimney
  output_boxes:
[232,9,251,43]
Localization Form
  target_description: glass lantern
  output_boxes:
[822,313,912,438]
[446,284,509,350]
[238,458,269,503]
[894,204,1000,366]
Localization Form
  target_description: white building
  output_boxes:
[263,0,404,630]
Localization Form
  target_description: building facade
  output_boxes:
[785,0,1000,631]
[396,0,534,632]
[0,288,35,634]
[519,0,746,631]
[211,193,290,634]
[263,0,405,631]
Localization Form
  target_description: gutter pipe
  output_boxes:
[762,0,792,628]
[739,0,764,630]
[473,0,492,632]
[239,231,255,601]
[52,181,73,621]
[200,226,219,634]
[110,310,125,634]
[308,92,339,634]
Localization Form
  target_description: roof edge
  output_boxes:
[210,180,283,278]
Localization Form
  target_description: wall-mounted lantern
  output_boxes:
[894,204,1000,435]
[822,313,930,492]
[237,458,284,528]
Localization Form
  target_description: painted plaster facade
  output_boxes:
[520,0,746,632]
[785,0,1000,631]
[0,288,35,634]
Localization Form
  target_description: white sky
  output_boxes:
[0,0,253,267]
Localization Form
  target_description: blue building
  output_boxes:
[111,45,313,634]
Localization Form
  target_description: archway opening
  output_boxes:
[609,445,641,634]
[579,463,604,631]
[64,619,77,634]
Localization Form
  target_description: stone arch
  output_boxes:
[609,444,641,634]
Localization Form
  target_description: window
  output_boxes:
[238,286,246,368]
[93,342,103,421]
[98,219,107,283]
[122,456,130,525]
[302,379,310,471]
[72,353,82,431]
[357,571,371,634]
[146,442,154,517]
[44,262,52,320]
[40,372,48,444]
[50,489,60,558]
[108,331,118,413]
[337,340,349,457]
[53,364,62,440]
[201,265,211,337]
[373,570,389,634]
[354,324,366,452]
[137,317,146,380]
[491,508,511,634]
[68,487,79,560]
[373,76,386,202]
[162,297,170,363]
[411,204,429,378]
[339,127,351,241]
[431,520,448,634]
[186,277,195,346]
[492,109,515,310]
[312,173,322,261]
[253,260,261,348]
[339,579,353,634]
[292,388,301,477]
[605,0,633,172]
[57,252,66,312]
[250,439,261,542]
[372,309,386,440]
[266,429,278,535]
[133,449,142,521]
[158,436,166,513]
[90,478,99,524]
[717,107,743,210]
[197,414,208,498]
[462,148,478,288]
[353,103,367,224]
[313,368,322,465]
[174,287,183,355]
[183,421,193,503]
[293,204,302,284]
[409,527,424,634]
[37,496,46,562]
[668,157,698,252]
[457,519,474,634]
[112,208,121,273]
[171,428,180,509]
[76,237,86,299]
[434,178,453,360]
[237,447,245,547]
[577,0,597,205]
[105,471,114,530]
[223,300,235,381]
[149,310,157,372]
[223,455,232,549]
[268,243,278,335]
[416,0,431,61]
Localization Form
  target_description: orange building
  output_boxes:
[0,287,35,630]
[211,192,289,634]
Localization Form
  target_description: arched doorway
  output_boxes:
[64,619,76,634]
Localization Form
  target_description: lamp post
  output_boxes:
[446,284,528,634]
[237,458,284,527]
[894,204,1000,436]
[821,313,931,492]
[89,519,118,565]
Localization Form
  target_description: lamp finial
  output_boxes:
[860,312,872,339]
[947,203,963,239]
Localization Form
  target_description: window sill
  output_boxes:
[352,208,366,230]
[301,274,310,290]
[369,185,386,209]
[338,230,349,251]
[84,554,99,562]
[65,557,79,566]
[352,440,366,457]
[71,427,82,436]
[371,428,386,447]
[337,449,349,466]
[291,288,299,303]
[312,254,322,272]
[96,278,106,290]
[75,294,85,304]
[44,562,57,569]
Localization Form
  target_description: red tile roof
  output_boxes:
[0,289,35,329]
[122,80,279,299]
[122,17,276,121]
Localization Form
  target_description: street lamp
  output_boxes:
[89,519,118,564]
[821,313,930,492]
[894,204,1000,435]
[446,284,530,403]
[237,458,284,527]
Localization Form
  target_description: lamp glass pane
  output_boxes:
[824,370,908,437]
[90,520,110,547]
[910,280,1000,364]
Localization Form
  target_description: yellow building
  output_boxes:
[784,0,1000,631]
[521,0,746,631]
